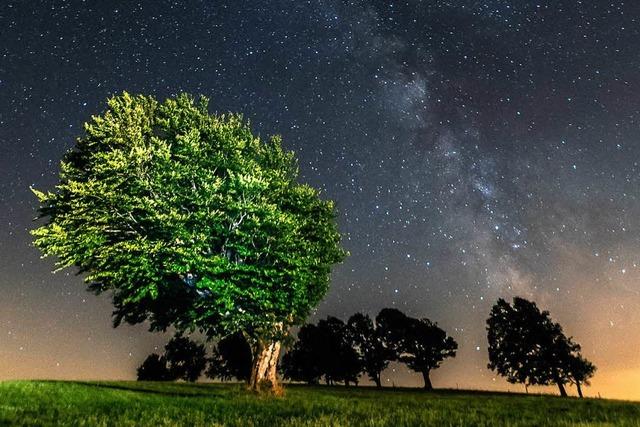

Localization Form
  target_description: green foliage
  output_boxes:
[32,93,346,341]
[2,381,640,426]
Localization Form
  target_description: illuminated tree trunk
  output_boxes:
[249,339,282,393]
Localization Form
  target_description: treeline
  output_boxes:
[137,297,596,397]
[281,309,457,389]
[137,333,252,383]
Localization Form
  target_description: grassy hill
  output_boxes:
[0,381,639,426]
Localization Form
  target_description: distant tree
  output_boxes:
[137,353,171,381]
[281,324,324,384]
[486,297,595,397]
[282,317,361,386]
[401,318,458,390]
[377,308,457,390]
[31,93,347,393]
[487,298,543,391]
[164,335,208,382]
[317,316,362,386]
[347,312,394,387]
[206,332,252,381]
[565,351,596,398]
[376,308,411,359]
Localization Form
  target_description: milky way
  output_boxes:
[2,1,640,398]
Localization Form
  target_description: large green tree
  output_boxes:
[32,93,346,392]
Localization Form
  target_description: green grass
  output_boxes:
[0,381,639,426]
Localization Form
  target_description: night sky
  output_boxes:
[2,1,640,399]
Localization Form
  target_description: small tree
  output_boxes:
[565,352,596,398]
[137,353,171,381]
[401,318,457,390]
[486,297,595,397]
[206,332,252,381]
[487,298,544,391]
[164,335,208,382]
[376,308,411,359]
[31,93,346,392]
[347,312,394,387]
[281,323,325,385]
[377,308,457,390]
[316,316,362,386]
[282,317,362,386]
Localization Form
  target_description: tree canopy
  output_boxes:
[283,309,455,389]
[347,312,394,388]
[377,308,457,390]
[137,335,207,382]
[316,316,362,386]
[281,323,325,385]
[137,353,171,381]
[32,93,346,390]
[164,335,208,382]
[281,316,362,386]
[206,332,253,382]
[486,297,596,397]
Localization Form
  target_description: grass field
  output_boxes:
[0,381,639,426]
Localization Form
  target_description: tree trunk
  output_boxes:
[374,373,382,388]
[249,338,281,394]
[576,381,583,398]
[422,370,433,391]
[556,381,568,397]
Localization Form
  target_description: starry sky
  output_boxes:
[2,0,640,400]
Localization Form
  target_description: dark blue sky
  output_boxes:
[2,1,640,398]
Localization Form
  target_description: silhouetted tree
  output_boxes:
[402,318,458,390]
[317,316,362,386]
[487,297,595,397]
[488,298,544,391]
[206,332,252,381]
[164,335,208,382]
[544,330,581,397]
[281,324,324,384]
[376,308,411,359]
[565,352,596,398]
[282,317,361,386]
[347,312,394,387]
[376,308,457,390]
[137,353,171,381]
